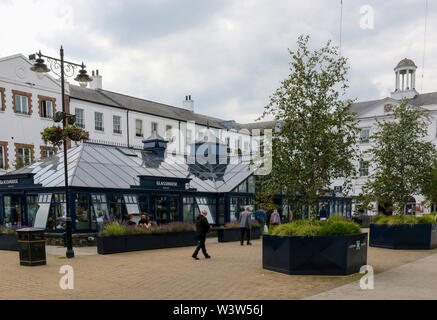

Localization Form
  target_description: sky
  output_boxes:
[0,0,435,123]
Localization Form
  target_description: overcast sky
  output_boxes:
[0,0,435,123]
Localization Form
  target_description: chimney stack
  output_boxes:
[89,69,103,90]
[182,95,194,112]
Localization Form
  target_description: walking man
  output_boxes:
[240,205,252,246]
[192,210,211,260]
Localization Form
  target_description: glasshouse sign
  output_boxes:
[133,175,191,191]
[0,174,40,189]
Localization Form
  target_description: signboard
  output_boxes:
[0,173,40,189]
[133,175,191,191]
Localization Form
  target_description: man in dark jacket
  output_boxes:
[192,210,211,260]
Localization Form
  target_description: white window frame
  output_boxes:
[166,125,172,141]
[75,108,85,129]
[15,95,29,114]
[17,147,31,166]
[41,100,53,118]
[360,128,370,144]
[136,119,143,137]
[95,112,104,132]
[151,122,158,134]
[359,161,369,177]
[113,115,122,134]
[42,149,55,159]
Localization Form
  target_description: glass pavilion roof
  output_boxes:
[10,142,255,193]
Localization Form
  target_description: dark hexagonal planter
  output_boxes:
[0,233,19,251]
[217,227,262,242]
[262,233,368,275]
[369,223,437,250]
[97,231,198,254]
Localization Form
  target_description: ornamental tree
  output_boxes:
[363,101,437,214]
[256,35,360,219]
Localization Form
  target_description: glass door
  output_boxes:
[155,196,168,224]
[169,197,179,222]
[3,195,23,227]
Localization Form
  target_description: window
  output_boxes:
[151,122,158,134]
[15,95,29,114]
[75,194,91,230]
[0,145,5,169]
[136,119,143,137]
[42,149,54,159]
[17,147,31,166]
[75,108,85,128]
[183,197,194,223]
[360,161,369,177]
[244,141,249,153]
[166,125,172,141]
[95,112,104,131]
[360,128,370,144]
[113,115,122,134]
[47,194,66,231]
[186,129,193,144]
[40,100,53,118]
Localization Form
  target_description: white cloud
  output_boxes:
[0,0,435,122]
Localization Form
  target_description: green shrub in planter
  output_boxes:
[268,216,361,237]
[372,213,436,225]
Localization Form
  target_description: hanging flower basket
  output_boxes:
[41,125,89,147]
[62,125,89,142]
[41,126,64,147]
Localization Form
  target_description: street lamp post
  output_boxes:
[30,46,92,259]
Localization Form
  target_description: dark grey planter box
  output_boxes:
[97,231,198,255]
[217,227,262,242]
[0,233,19,251]
[353,216,372,228]
[369,223,437,250]
[262,233,368,275]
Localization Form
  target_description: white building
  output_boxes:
[333,58,437,214]
[0,54,274,175]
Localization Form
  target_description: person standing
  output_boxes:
[270,209,281,226]
[192,210,211,260]
[319,205,329,221]
[239,206,252,246]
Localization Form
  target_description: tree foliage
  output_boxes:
[256,35,360,217]
[363,101,437,214]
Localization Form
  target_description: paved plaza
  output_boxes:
[1,231,437,300]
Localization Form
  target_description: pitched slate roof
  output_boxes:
[9,142,254,193]
[69,85,279,131]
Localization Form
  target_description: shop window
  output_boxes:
[218,197,225,225]
[195,197,216,224]
[95,112,104,131]
[26,195,38,227]
[47,194,66,231]
[75,108,85,128]
[2,195,22,227]
[183,197,194,223]
[138,195,149,215]
[136,119,143,137]
[247,176,256,193]
[113,115,122,134]
[108,195,127,222]
[75,194,91,230]
[91,194,109,227]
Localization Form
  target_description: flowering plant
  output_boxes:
[41,125,89,147]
